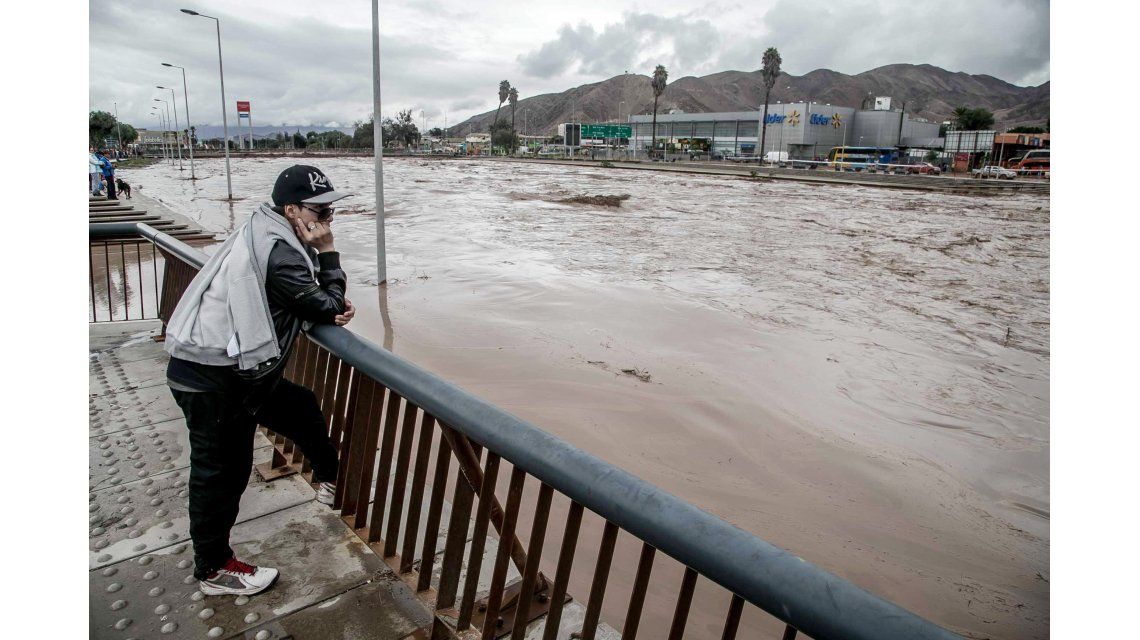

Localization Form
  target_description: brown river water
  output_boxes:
[121,156,1049,639]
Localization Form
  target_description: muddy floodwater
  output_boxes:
[125,157,1049,638]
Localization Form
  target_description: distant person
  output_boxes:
[164,165,354,597]
[97,150,117,200]
[89,147,103,196]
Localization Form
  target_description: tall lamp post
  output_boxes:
[113,101,124,153]
[150,108,168,161]
[154,98,175,167]
[181,9,233,199]
[371,0,387,284]
[162,63,196,179]
[158,86,184,171]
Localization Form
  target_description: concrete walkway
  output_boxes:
[89,320,620,640]
[88,321,432,640]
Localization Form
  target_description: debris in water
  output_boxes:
[558,194,631,207]
[621,367,652,382]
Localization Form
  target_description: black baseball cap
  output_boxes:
[271,165,351,206]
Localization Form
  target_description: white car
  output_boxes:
[972,165,1017,180]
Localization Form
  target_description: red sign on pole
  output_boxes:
[237,101,250,115]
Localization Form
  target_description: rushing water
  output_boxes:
[124,156,1050,638]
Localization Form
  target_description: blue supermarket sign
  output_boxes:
[764,110,801,126]
[810,113,844,128]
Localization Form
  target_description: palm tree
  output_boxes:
[759,47,782,164]
[952,106,970,129]
[650,65,668,159]
[509,87,519,132]
[495,80,511,127]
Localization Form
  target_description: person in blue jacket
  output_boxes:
[97,150,117,200]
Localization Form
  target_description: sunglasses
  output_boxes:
[302,204,335,221]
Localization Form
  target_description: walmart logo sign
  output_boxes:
[808,113,844,128]
[764,110,800,126]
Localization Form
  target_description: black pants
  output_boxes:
[105,175,117,200]
[171,378,339,579]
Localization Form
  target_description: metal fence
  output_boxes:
[89,221,962,640]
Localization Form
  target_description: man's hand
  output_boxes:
[292,217,335,254]
[334,298,355,326]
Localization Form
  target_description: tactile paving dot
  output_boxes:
[89,416,190,490]
[89,378,183,435]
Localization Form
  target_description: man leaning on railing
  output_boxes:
[162,165,356,598]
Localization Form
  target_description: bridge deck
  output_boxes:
[88,321,433,640]
[88,321,618,640]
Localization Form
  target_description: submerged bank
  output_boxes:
[122,156,1050,638]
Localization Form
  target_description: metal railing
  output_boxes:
[90,221,962,640]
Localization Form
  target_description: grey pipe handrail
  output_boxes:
[90,222,208,269]
[89,221,960,640]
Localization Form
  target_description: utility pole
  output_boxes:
[113,102,123,152]
[372,0,387,284]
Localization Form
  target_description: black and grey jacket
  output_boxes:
[166,204,346,393]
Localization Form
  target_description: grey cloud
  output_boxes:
[92,0,1048,133]
[90,0,496,128]
[758,0,1049,85]
[518,1,1047,87]
[517,12,724,79]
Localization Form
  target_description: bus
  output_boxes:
[827,146,899,171]
[1016,149,1049,175]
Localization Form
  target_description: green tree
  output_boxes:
[650,65,668,157]
[89,110,118,148]
[490,120,515,152]
[389,109,420,148]
[428,127,444,138]
[951,106,995,130]
[353,117,375,148]
[119,123,139,145]
[508,87,519,137]
[494,80,511,128]
[759,47,782,161]
[292,130,307,148]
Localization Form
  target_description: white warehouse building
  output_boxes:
[624,100,942,158]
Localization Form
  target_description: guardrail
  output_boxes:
[90,221,962,640]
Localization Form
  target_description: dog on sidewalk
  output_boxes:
[115,178,132,199]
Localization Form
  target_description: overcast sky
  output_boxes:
[89,0,1049,131]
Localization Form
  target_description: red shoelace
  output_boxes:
[222,557,256,575]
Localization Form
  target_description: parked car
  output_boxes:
[971,165,1017,180]
[907,162,942,175]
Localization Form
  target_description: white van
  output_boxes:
[764,151,789,165]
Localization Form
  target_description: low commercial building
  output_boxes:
[622,101,941,158]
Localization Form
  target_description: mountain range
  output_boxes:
[446,63,1049,137]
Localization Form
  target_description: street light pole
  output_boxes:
[155,98,174,166]
[159,86,184,170]
[151,108,168,161]
[371,0,387,284]
[113,101,123,153]
[163,63,196,179]
[182,9,233,199]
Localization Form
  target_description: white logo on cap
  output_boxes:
[308,171,330,192]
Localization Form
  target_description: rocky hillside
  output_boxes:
[448,63,1048,137]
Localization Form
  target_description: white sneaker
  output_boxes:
[198,557,279,596]
[316,481,336,505]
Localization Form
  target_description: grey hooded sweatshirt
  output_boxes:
[164,203,314,372]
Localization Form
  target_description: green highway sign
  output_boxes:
[580,124,632,139]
